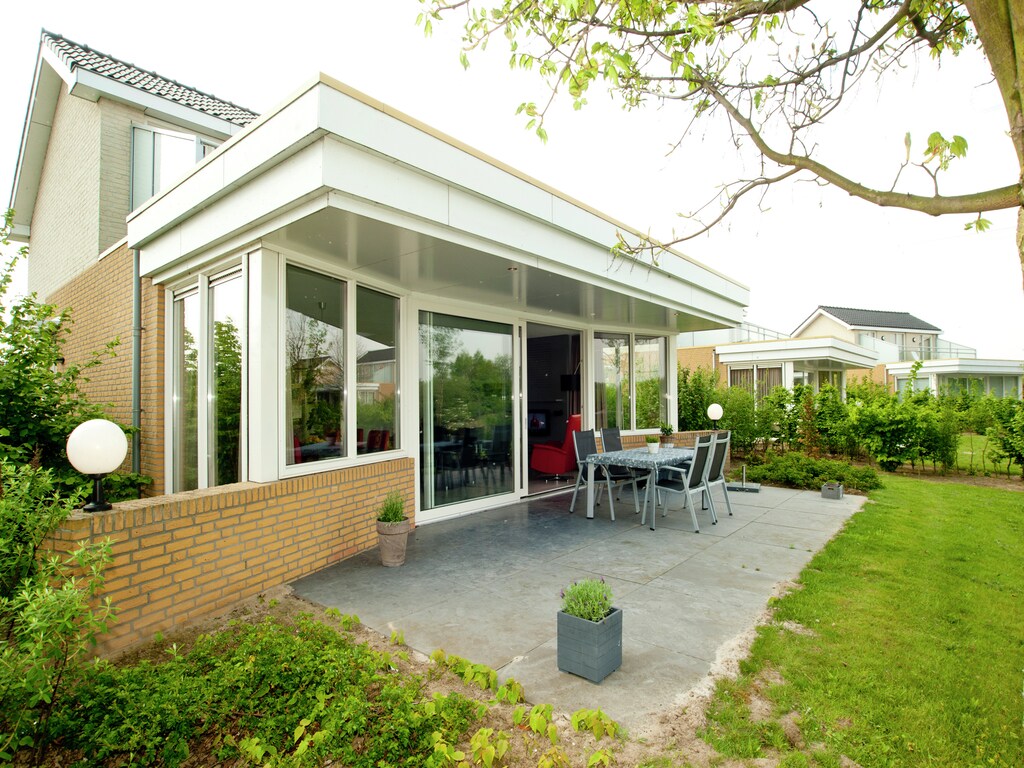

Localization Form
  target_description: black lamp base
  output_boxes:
[82,476,111,513]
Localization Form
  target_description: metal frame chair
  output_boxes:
[644,433,715,532]
[703,430,734,518]
[569,430,639,520]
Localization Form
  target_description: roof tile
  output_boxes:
[818,305,942,332]
[42,30,258,127]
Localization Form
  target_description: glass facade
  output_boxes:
[594,333,630,430]
[419,311,514,509]
[285,265,345,465]
[356,287,400,455]
[172,291,199,491]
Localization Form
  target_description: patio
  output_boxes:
[291,484,866,734]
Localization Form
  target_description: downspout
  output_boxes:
[132,248,141,475]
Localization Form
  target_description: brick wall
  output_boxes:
[48,458,415,655]
[48,244,166,492]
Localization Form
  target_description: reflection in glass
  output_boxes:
[173,292,199,491]
[594,333,629,430]
[419,312,514,510]
[634,335,666,428]
[210,275,243,485]
[285,266,345,465]
[356,287,399,454]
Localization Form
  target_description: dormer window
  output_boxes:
[131,126,218,210]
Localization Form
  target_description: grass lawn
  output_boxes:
[956,432,1019,478]
[702,476,1024,766]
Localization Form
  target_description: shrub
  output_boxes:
[560,579,613,622]
[741,452,882,493]
[678,366,720,430]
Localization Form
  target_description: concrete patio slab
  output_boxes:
[291,485,866,735]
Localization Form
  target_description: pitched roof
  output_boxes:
[42,30,258,127]
[818,306,942,332]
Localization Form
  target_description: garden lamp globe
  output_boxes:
[707,403,723,430]
[66,419,128,512]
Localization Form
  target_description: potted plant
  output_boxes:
[645,434,660,454]
[557,578,622,683]
[659,422,674,448]
[376,490,412,567]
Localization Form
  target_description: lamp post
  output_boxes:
[707,403,723,431]
[67,419,128,512]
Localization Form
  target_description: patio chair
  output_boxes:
[568,430,639,520]
[644,433,715,532]
[597,427,642,510]
[703,430,734,518]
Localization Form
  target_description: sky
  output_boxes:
[2,1,1022,358]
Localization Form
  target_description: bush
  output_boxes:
[741,452,882,493]
[678,366,720,430]
[51,614,481,767]
[0,462,114,761]
[560,578,613,622]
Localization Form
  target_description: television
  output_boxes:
[527,410,550,436]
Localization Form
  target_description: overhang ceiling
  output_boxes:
[263,206,724,334]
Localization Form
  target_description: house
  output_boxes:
[678,306,1023,399]
[9,31,748,651]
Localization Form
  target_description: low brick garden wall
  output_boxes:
[48,458,414,655]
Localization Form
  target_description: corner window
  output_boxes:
[285,266,345,465]
[594,332,669,430]
[356,287,399,454]
[171,270,244,491]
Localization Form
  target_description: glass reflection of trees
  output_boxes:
[212,318,241,484]
[286,266,345,465]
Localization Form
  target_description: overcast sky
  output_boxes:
[3,1,1022,358]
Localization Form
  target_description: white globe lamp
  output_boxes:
[707,403,724,430]
[66,419,128,512]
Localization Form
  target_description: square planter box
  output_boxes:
[557,607,622,684]
[821,482,844,500]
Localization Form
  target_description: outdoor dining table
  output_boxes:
[584,446,694,522]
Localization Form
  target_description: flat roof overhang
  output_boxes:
[128,76,747,334]
[886,359,1024,376]
[716,337,879,371]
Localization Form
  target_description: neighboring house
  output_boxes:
[9,31,747,651]
[679,306,1023,400]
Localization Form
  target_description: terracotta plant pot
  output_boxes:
[376,518,412,566]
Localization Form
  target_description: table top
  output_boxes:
[586,446,694,469]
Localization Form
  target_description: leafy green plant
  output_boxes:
[0,539,114,762]
[469,727,509,768]
[658,422,673,438]
[377,490,406,523]
[560,579,613,622]
[570,708,619,740]
[51,614,483,767]
[741,452,881,493]
[644,434,659,444]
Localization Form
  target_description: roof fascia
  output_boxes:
[8,45,68,237]
[886,359,1024,376]
[716,336,878,368]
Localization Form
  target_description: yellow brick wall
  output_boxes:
[47,244,166,493]
[47,458,415,655]
[29,88,102,298]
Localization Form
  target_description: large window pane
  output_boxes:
[634,335,666,428]
[419,312,514,510]
[285,266,345,465]
[172,292,199,491]
[357,287,399,454]
[210,275,243,485]
[595,333,629,429]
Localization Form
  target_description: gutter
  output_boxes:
[132,248,141,475]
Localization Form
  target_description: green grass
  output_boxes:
[956,432,1018,477]
[703,476,1024,767]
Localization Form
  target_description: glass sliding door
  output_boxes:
[420,311,514,511]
